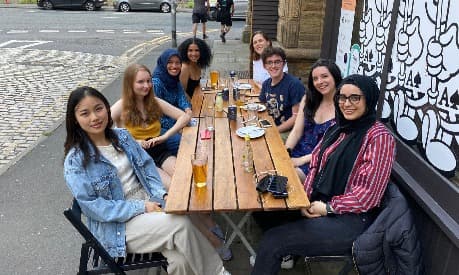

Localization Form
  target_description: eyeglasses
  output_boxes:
[335,94,363,104]
[265,60,284,67]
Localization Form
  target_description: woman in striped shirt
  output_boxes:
[251,74,396,274]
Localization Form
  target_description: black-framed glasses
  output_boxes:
[265,60,284,67]
[335,94,363,104]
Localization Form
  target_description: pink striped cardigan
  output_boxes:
[304,121,396,214]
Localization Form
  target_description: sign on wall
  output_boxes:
[358,0,459,177]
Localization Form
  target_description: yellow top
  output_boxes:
[124,120,161,140]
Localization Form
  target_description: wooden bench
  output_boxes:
[63,199,168,275]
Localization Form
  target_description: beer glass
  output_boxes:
[210,70,219,89]
[191,153,208,188]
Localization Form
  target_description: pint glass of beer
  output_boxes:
[210,70,219,89]
[191,153,208,188]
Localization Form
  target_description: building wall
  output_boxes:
[277,0,325,83]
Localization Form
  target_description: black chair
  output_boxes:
[63,199,168,275]
[304,255,354,275]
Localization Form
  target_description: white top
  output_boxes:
[252,58,288,85]
[98,144,150,201]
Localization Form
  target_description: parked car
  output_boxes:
[208,0,248,21]
[37,0,105,11]
[113,0,171,13]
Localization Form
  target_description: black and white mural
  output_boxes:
[358,0,459,177]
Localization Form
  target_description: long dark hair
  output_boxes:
[250,31,272,61]
[64,86,120,168]
[304,59,342,122]
[178,37,212,68]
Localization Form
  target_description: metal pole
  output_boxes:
[171,0,177,48]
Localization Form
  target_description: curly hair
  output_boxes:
[121,64,162,126]
[250,31,272,61]
[304,59,342,122]
[64,86,121,167]
[178,37,212,68]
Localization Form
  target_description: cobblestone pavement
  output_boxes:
[0,35,174,174]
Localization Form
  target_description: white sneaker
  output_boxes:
[219,266,231,275]
[249,255,294,269]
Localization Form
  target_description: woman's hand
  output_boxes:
[291,157,306,167]
[144,201,162,213]
[300,201,327,218]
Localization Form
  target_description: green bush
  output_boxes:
[20,0,36,4]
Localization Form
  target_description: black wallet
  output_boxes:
[256,174,288,198]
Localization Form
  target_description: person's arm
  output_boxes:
[180,63,191,94]
[231,1,234,16]
[177,83,192,116]
[64,152,145,223]
[277,102,299,133]
[157,97,191,141]
[330,130,396,214]
[110,99,123,128]
[285,95,306,148]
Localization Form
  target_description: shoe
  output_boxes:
[220,32,226,43]
[211,225,225,241]
[203,34,209,39]
[249,255,294,269]
[219,267,231,275]
[216,246,233,261]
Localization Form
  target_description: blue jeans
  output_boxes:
[251,212,375,275]
[161,128,181,156]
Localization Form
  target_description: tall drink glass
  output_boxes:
[191,153,208,188]
[210,70,219,89]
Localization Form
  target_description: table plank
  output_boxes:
[263,117,310,209]
[213,117,238,211]
[229,119,263,211]
[188,119,214,212]
[164,126,198,213]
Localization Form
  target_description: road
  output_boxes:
[0,6,245,274]
[0,6,245,175]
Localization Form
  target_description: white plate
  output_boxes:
[236,126,265,139]
[238,83,252,90]
[241,103,266,112]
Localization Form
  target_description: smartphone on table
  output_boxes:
[259,119,272,128]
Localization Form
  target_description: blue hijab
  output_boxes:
[153,48,181,91]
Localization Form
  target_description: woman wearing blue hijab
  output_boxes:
[152,49,233,261]
[153,49,192,155]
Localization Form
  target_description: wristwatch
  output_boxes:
[325,202,334,216]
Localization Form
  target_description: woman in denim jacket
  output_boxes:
[63,86,230,275]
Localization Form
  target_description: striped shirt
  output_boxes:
[304,122,396,214]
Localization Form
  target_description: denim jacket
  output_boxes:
[64,128,167,257]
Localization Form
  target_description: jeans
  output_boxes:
[251,212,375,275]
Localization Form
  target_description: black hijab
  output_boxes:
[310,74,381,202]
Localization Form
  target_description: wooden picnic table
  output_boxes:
[164,79,310,256]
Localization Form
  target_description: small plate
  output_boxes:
[236,126,265,139]
[241,103,266,112]
[238,83,252,90]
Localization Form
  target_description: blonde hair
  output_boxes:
[121,64,162,126]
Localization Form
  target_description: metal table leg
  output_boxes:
[220,212,256,257]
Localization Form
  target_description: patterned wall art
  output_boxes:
[358,0,459,177]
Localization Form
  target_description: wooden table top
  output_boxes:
[165,80,310,214]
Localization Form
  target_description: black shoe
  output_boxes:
[220,32,226,43]
[203,34,208,39]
